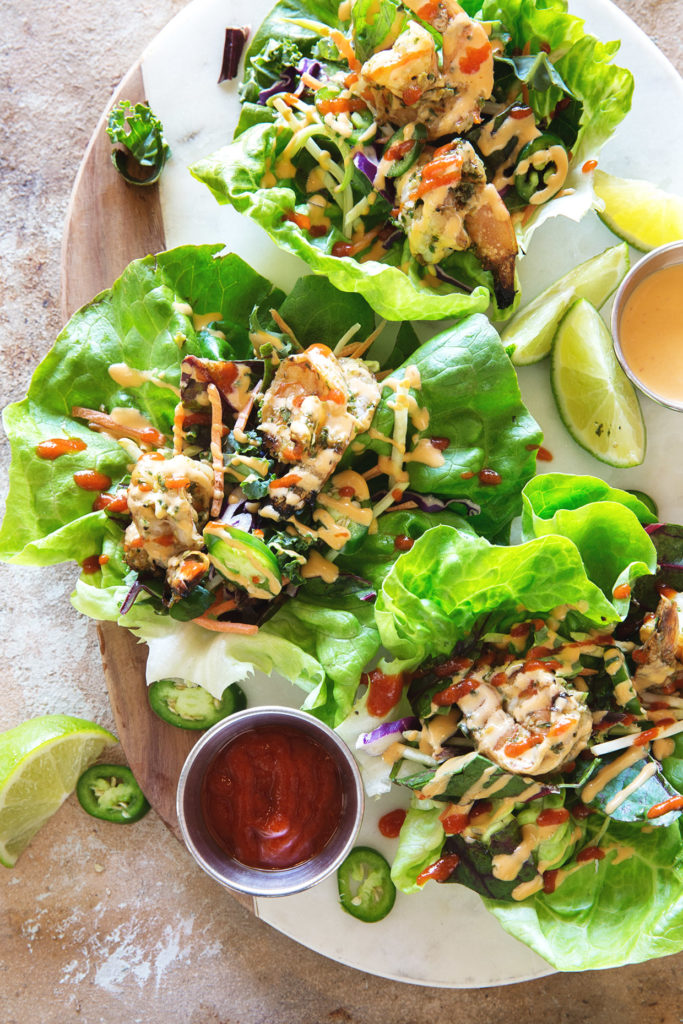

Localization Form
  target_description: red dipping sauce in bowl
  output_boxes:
[201,724,344,870]
[177,707,364,897]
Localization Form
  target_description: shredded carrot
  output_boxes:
[330,29,360,71]
[193,617,259,634]
[205,599,238,617]
[344,319,387,359]
[71,406,166,447]
[270,309,301,350]
[520,203,535,227]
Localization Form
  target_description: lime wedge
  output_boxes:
[551,299,645,468]
[594,170,683,252]
[502,243,629,365]
[0,715,116,867]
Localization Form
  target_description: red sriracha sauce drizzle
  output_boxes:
[478,467,502,486]
[363,669,405,717]
[647,795,683,819]
[416,853,460,886]
[81,555,102,574]
[200,725,343,869]
[73,470,112,491]
[526,443,553,461]
[378,809,407,838]
[35,437,87,460]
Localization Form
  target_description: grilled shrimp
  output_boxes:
[397,140,518,308]
[633,594,683,692]
[259,344,380,514]
[123,452,214,572]
[452,661,591,775]
[358,0,493,139]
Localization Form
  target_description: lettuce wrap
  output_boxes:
[191,0,633,321]
[340,476,683,968]
[0,244,540,725]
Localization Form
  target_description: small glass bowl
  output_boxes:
[176,706,364,898]
[611,240,683,413]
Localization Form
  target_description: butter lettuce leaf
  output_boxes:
[521,474,657,609]
[375,525,621,671]
[486,819,683,970]
[0,246,282,563]
[190,122,491,323]
[350,314,542,540]
[192,0,632,319]
[479,0,634,248]
[390,800,445,895]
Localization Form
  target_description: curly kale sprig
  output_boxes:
[106,100,171,186]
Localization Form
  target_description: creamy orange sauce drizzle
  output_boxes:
[619,264,683,403]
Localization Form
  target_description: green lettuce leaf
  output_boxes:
[73,572,378,727]
[335,507,476,589]
[398,751,540,802]
[193,0,632,320]
[485,819,683,970]
[190,123,491,323]
[584,754,682,826]
[0,246,282,564]
[350,314,542,540]
[375,525,621,671]
[521,474,657,608]
[390,799,445,894]
[478,0,634,248]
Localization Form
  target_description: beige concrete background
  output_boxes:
[1,1,682,1021]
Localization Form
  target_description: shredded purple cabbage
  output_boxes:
[434,264,475,293]
[373,489,481,518]
[357,716,420,753]
[382,228,404,250]
[119,580,155,615]
[352,152,395,203]
[257,69,298,104]
[257,57,322,105]
[216,500,254,533]
[354,151,378,184]
[218,27,250,84]
[295,57,322,91]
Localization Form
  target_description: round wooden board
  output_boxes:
[60,61,255,912]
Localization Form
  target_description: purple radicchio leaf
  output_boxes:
[218,27,250,84]
[633,522,683,611]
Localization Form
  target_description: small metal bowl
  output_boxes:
[611,239,683,413]
[176,706,364,897]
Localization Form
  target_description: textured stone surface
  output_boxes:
[1,2,682,1022]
